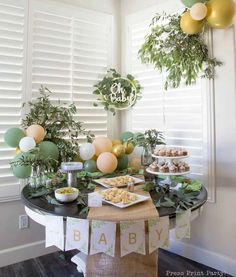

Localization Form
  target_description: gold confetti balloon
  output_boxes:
[123,142,134,155]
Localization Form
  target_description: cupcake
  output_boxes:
[171,149,178,157]
[184,163,190,171]
[179,165,186,173]
[149,163,159,172]
[169,165,178,173]
[178,149,184,156]
[159,148,166,156]
[166,149,172,157]
[182,149,188,156]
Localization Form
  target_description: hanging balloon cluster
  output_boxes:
[180,0,236,35]
[4,125,59,179]
[77,132,137,174]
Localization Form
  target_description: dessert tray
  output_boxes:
[146,168,190,176]
[93,175,144,188]
[152,154,189,160]
[100,188,150,209]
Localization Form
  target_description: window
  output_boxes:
[123,6,215,201]
[0,0,113,202]
[0,0,27,201]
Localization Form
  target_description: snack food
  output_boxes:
[100,188,138,204]
[103,176,135,187]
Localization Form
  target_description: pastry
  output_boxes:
[149,163,159,172]
[169,165,178,173]
[166,149,172,157]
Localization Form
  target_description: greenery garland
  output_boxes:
[22,86,94,166]
[93,69,142,115]
[139,13,222,90]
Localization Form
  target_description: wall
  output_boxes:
[121,0,236,275]
[0,0,120,267]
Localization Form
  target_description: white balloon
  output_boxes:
[190,3,207,21]
[79,143,95,161]
[19,136,36,152]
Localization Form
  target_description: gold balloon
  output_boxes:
[91,154,98,161]
[16,147,21,154]
[112,139,122,146]
[206,0,235,29]
[112,144,126,158]
[180,11,204,35]
[123,142,134,155]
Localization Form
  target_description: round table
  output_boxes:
[21,183,207,277]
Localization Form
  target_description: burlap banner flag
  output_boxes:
[90,220,116,257]
[148,216,169,254]
[45,215,64,250]
[176,209,191,240]
[120,220,146,257]
[65,217,89,254]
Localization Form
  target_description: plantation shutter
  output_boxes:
[125,9,215,200]
[29,0,113,140]
[0,0,27,201]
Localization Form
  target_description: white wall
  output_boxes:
[0,0,120,267]
[121,0,236,275]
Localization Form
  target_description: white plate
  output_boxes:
[93,175,144,188]
[101,189,150,209]
[146,168,191,176]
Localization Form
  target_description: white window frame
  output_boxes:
[0,0,115,202]
[122,2,216,202]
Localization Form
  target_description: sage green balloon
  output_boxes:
[39,141,59,160]
[181,0,206,8]
[12,152,32,179]
[120,131,134,142]
[4,128,25,148]
[116,154,129,170]
[84,160,97,173]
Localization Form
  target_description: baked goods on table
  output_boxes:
[154,147,188,157]
[100,188,138,204]
[103,176,135,187]
[148,160,190,173]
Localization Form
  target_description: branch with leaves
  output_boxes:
[139,13,222,90]
[22,86,94,164]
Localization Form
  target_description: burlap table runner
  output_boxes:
[86,184,159,277]
[87,184,159,221]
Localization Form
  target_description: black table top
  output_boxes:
[21,183,207,219]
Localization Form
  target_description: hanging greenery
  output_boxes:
[93,69,142,115]
[22,86,94,165]
[139,13,222,90]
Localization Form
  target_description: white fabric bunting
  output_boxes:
[176,209,191,240]
[148,216,169,254]
[65,217,89,254]
[120,220,146,257]
[45,215,64,250]
[90,220,116,257]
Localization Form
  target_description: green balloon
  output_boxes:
[4,128,25,148]
[181,0,206,8]
[120,131,134,142]
[39,141,59,160]
[12,152,32,179]
[117,155,129,170]
[84,160,97,173]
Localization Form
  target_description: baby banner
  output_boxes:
[176,209,191,240]
[45,215,64,250]
[148,216,169,254]
[65,217,89,254]
[120,220,145,257]
[90,220,116,257]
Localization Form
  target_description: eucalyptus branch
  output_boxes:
[139,13,222,90]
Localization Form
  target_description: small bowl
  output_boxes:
[55,187,79,203]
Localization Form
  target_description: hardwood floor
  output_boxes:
[0,249,231,277]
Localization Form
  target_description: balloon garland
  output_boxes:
[139,0,236,89]
[181,0,236,33]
